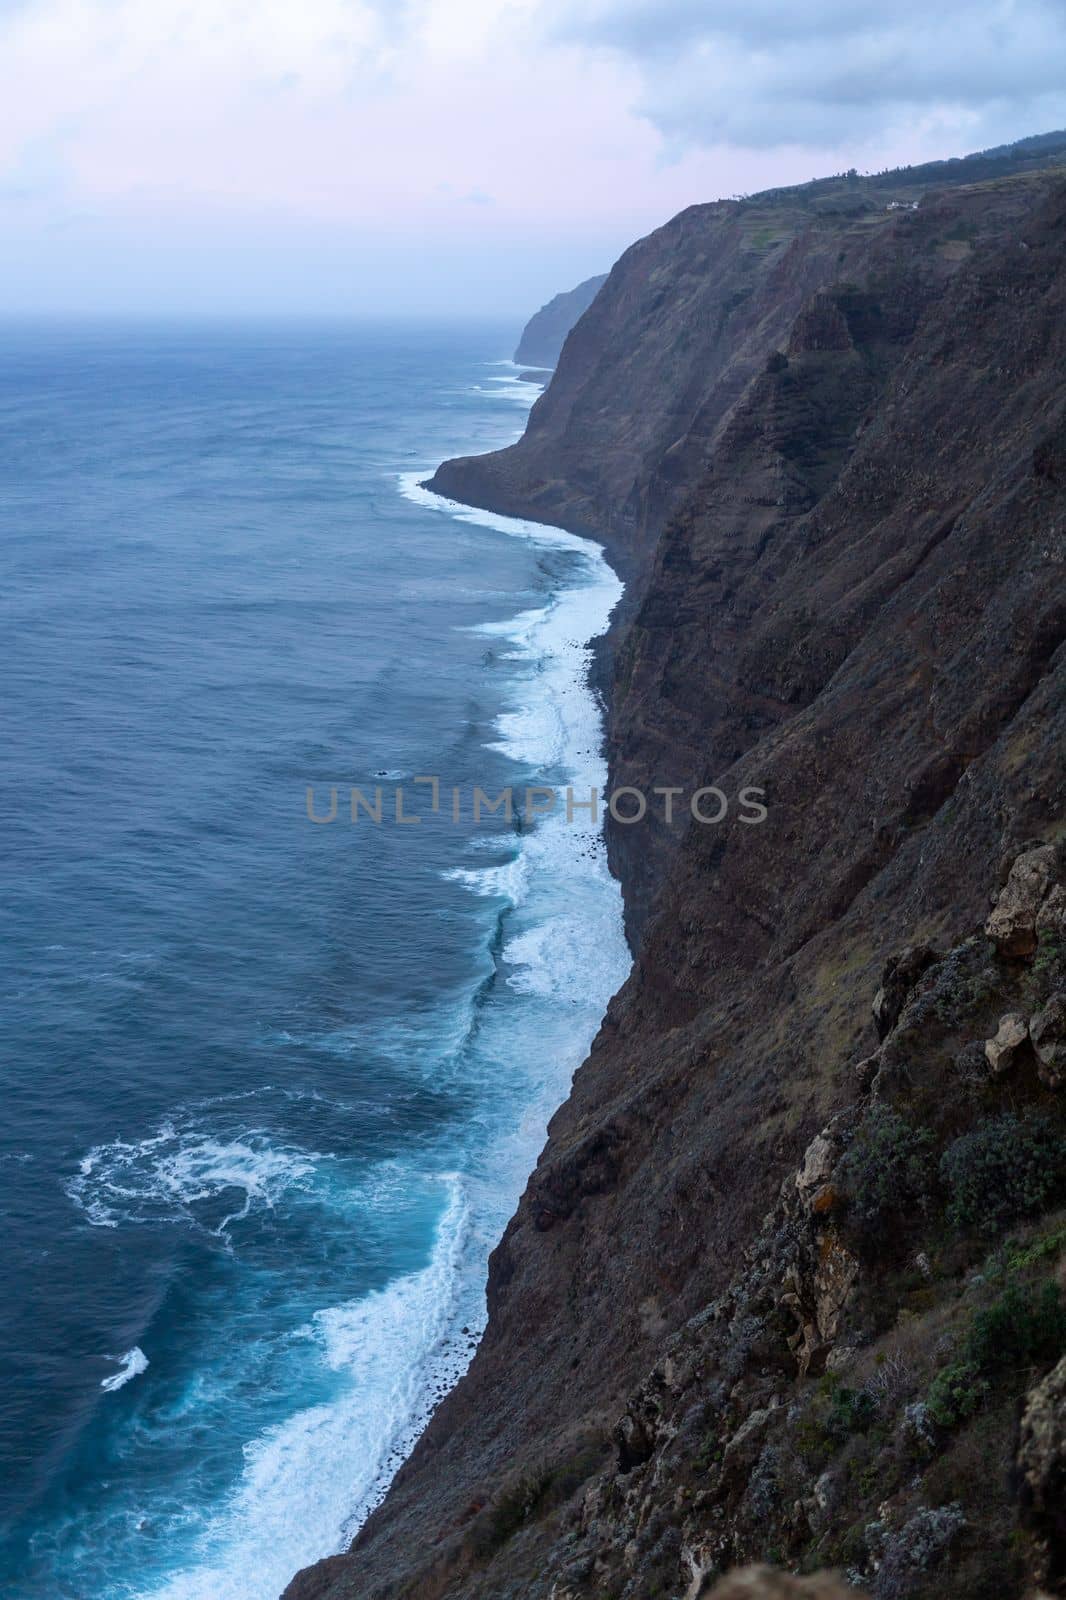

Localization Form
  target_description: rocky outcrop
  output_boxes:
[513,275,608,369]
[1031,998,1066,1087]
[289,150,1066,1600]
[872,950,939,1042]
[1017,1355,1066,1583]
[986,845,1061,958]
[985,1013,1029,1075]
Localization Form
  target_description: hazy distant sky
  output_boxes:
[1,0,1064,316]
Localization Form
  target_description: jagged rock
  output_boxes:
[813,1237,859,1348]
[984,1012,1029,1074]
[1030,993,1066,1088]
[797,1133,837,1201]
[800,1467,842,1536]
[1016,1354,1066,1570]
[985,845,1058,957]
[872,947,938,1039]
[811,1184,843,1215]
[615,1408,657,1473]
[720,1404,781,1489]
[868,1037,915,1099]
[853,1051,882,1092]
[682,1543,719,1600]
[708,1567,867,1598]
[826,1345,859,1374]
[1036,882,1066,940]
[783,1232,860,1376]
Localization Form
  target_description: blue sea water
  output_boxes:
[0,321,630,1599]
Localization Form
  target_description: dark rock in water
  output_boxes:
[517,368,553,386]
[287,134,1066,1600]
[513,273,607,367]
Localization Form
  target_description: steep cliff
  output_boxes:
[288,147,1066,1600]
[433,139,1066,583]
[513,274,608,368]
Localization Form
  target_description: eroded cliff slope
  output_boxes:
[288,153,1066,1600]
[514,274,609,369]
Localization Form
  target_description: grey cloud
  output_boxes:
[557,0,1066,149]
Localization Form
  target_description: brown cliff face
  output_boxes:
[513,275,609,370]
[287,160,1066,1600]
[603,172,1065,939]
[428,146,1065,582]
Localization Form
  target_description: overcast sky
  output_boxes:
[1,0,1064,316]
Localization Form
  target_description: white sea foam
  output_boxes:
[414,477,628,1018]
[67,1123,319,1235]
[443,851,529,906]
[101,1347,149,1393]
[139,1178,476,1600]
[134,384,631,1600]
[481,373,546,405]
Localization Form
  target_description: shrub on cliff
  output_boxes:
[926,1361,988,1429]
[824,1384,878,1442]
[964,1281,1066,1374]
[838,1106,934,1239]
[940,1114,1065,1232]
[1024,929,1066,1010]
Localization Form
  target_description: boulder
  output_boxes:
[872,946,937,1038]
[1030,993,1066,1088]
[984,1012,1029,1075]
[796,1133,837,1202]
[783,1232,860,1377]
[985,845,1058,957]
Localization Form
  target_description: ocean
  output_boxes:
[0,320,630,1598]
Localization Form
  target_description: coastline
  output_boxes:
[241,469,633,1583]
[282,450,641,1600]
[158,369,633,1600]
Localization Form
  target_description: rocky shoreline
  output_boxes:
[287,138,1066,1600]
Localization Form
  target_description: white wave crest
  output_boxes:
[443,852,529,906]
[101,1346,149,1393]
[139,1178,474,1600]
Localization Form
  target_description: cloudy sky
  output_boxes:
[1,0,1064,315]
